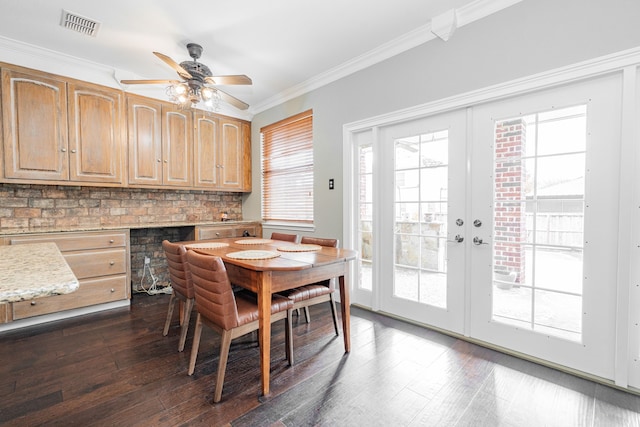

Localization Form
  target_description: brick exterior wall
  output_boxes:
[0,183,243,291]
[494,119,526,284]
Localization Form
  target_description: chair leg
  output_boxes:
[303,306,311,323]
[163,293,177,336]
[177,298,194,352]
[188,314,203,376]
[213,330,233,403]
[285,309,294,366]
[329,294,340,336]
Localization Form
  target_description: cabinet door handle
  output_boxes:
[61,148,67,152]
[157,159,161,162]
[70,149,77,153]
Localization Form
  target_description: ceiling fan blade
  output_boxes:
[153,52,193,79]
[215,88,249,110]
[205,75,252,85]
[120,79,178,85]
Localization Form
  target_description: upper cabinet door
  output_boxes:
[193,111,219,188]
[162,105,192,187]
[127,95,162,186]
[219,118,243,190]
[1,67,69,181]
[68,82,125,184]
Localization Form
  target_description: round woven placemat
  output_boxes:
[276,244,322,252]
[226,250,280,260]
[234,238,274,245]
[184,242,229,249]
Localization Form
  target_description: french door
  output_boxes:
[469,74,622,378]
[353,110,468,333]
[350,72,623,379]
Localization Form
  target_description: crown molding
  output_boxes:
[250,0,523,114]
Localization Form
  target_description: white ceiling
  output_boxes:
[0,0,520,116]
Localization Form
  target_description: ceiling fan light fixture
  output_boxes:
[166,82,220,111]
[124,44,250,111]
[201,87,213,100]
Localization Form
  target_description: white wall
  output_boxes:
[244,0,640,241]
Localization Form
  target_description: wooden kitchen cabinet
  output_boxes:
[68,81,125,184]
[1,66,69,181]
[127,94,192,187]
[1,62,252,192]
[1,64,125,185]
[194,222,262,240]
[193,112,251,191]
[6,230,130,320]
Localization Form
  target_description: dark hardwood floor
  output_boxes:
[1,294,640,426]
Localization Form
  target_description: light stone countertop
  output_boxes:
[0,242,79,303]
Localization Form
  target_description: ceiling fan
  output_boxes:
[120,43,252,110]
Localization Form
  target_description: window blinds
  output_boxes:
[261,110,313,223]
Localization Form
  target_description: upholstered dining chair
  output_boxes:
[270,232,298,242]
[277,236,340,336]
[185,249,294,403]
[161,240,194,352]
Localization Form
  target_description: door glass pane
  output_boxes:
[394,130,449,309]
[358,143,373,291]
[492,105,586,342]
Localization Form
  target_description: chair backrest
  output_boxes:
[300,236,339,290]
[162,240,194,298]
[186,249,240,330]
[271,232,298,242]
[300,236,339,248]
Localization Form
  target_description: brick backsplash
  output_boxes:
[0,184,242,232]
[0,183,244,292]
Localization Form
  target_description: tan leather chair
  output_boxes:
[162,240,194,352]
[278,236,340,336]
[186,249,294,403]
[270,232,298,242]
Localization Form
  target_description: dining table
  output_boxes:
[180,236,358,397]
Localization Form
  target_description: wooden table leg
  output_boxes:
[339,275,351,352]
[257,272,272,396]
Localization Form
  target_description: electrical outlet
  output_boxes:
[144,256,150,265]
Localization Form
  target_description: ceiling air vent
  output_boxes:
[60,9,101,37]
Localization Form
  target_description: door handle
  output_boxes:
[447,234,464,243]
[473,236,489,245]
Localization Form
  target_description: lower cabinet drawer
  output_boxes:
[9,233,126,251]
[197,227,236,239]
[12,275,128,320]
[65,248,127,279]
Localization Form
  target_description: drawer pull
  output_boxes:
[109,239,115,244]
[110,288,115,293]
[109,261,115,265]
[216,232,220,237]
[30,301,36,306]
